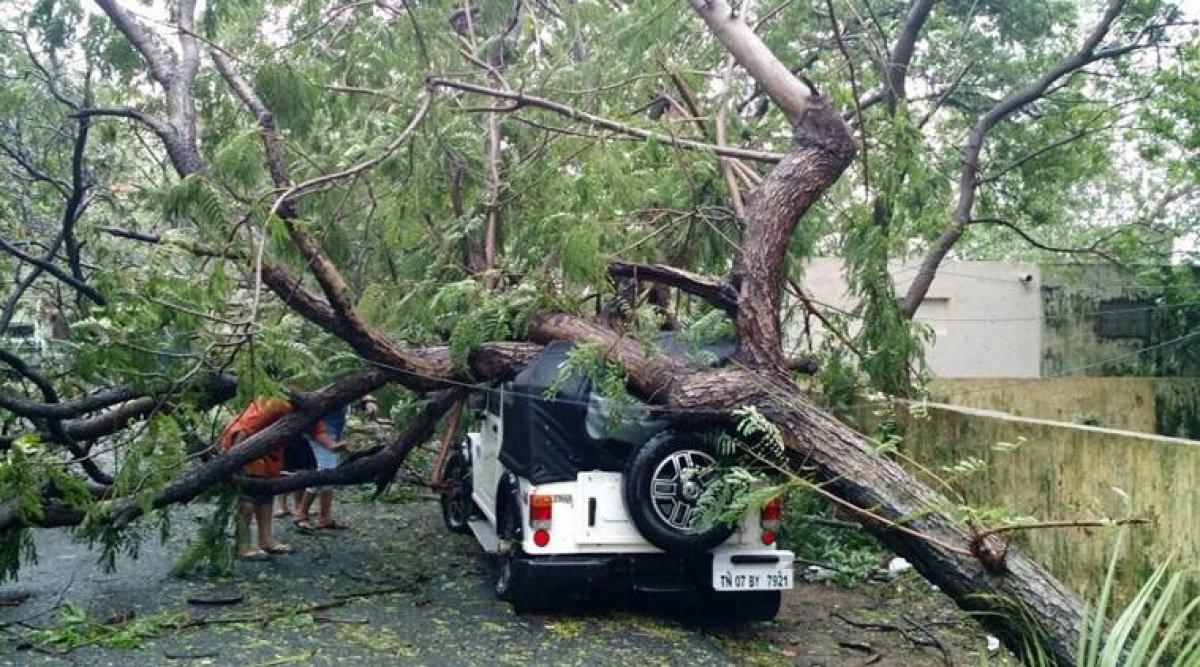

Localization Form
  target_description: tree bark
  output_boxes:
[528,312,1082,664]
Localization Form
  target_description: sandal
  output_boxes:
[262,543,294,555]
[316,520,349,531]
[293,518,315,533]
[273,509,292,518]
[236,549,270,561]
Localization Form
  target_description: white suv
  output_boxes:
[437,340,794,622]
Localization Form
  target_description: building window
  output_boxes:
[1094,299,1153,340]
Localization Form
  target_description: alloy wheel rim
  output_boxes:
[649,448,717,533]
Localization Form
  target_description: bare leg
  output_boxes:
[236,500,262,557]
[316,490,334,526]
[256,502,289,551]
[273,494,291,517]
[297,490,315,525]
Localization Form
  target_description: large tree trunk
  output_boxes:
[529,313,1082,663]
[520,3,1089,661]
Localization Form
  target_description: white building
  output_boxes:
[800,259,1044,378]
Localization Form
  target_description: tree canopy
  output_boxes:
[1,0,1198,662]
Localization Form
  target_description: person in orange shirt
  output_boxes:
[220,397,344,560]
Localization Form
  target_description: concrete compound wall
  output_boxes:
[882,401,1200,606]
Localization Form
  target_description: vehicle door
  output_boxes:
[471,386,503,522]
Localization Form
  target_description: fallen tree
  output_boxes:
[4,0,1189,663]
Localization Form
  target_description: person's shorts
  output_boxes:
[307,438,339,492]
[282,437,316,472]
[240,475,274,506]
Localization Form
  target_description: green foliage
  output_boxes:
[429,281,558,372]
[0,436,98,581]
[0,436,46,581]
[163,174,227,229]
[692,467,785,532]
[27,603,182,651]
[558,220,606,286]
[212,131,267,193]
[171,486,239,577]
[1009,529,1200,666]
[1073,531,1200,667]
[544,342,631,408]
[727,406,786,461]
[778,487,887,587]
[680,308,734,349]
[0,0,1196,598]
[253,62,320,136]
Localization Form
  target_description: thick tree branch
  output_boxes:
[900,0,1133,318]
[608,260,737,314]
[60,373,238,442]
[0,383,142,420]
[689,0,816,124]
[211,49,437,371]
[97,226,245,259]
[93,0,203,175]
[3,341,543,535]
[881,0,935,112]
[236,390,461,496]
[427,78,785,163]
[73,107,171,138]
[691,0,855,368]
[17,370,394,532]
[92,0,176,85]
[0,348,113,484]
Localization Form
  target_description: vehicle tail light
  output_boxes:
[529,494,552,531]
[761,496,782,545]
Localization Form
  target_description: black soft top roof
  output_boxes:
[498,333,733,484]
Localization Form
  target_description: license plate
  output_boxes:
[711,550,795,591]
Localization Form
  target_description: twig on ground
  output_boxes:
[831,611,938,650]
[902,613,952,666]
[185,594,245,606]
[164,650,220,660]
[838,640,882,665]
[170,584,415,630]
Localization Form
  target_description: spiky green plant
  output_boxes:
[1073,531,1200,666]
[1008,530,1200,666]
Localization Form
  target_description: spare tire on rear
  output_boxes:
[623,430,735,554]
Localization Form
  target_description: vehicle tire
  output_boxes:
[492,490,549,613]
[623,430,735,554]
[439,447,473,534]
[699,590,782,624]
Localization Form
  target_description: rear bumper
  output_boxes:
[512,550,795,593]
[512,555,614,589]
